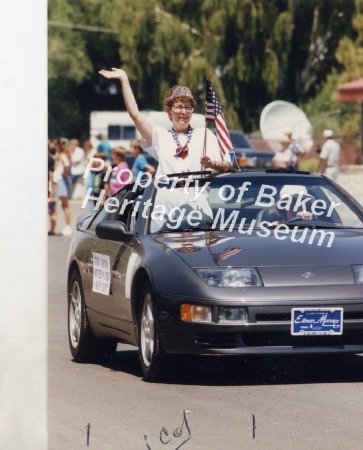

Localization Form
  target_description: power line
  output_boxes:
[48,20,118,34]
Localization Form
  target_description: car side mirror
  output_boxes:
[95,220,133,242]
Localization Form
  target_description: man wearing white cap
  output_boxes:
[319,129,341,181]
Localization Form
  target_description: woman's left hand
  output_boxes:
[200,155,214,169]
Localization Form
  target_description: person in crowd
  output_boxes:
[96,133,112,162]
[86,153,108,213]
[130,139,155,178]
[319,129,341,181]
[83,139,96,163]
[55,140,72,236]
[57,137,68,149]
[105,147,131,197]
[272,133,296,169]
[285,130,306,164]
[69,139,86,198]
[48,141,57,235]
[98,68,231,175]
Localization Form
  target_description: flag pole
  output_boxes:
[202,73,212,157]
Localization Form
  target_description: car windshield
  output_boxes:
[149,175,363,234]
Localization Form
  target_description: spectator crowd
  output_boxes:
[272,129,341,177]
[48,135,150,236]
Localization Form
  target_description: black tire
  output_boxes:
[138,282,166,382]
[68,270,117,362]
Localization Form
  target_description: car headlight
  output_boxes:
[353,265,363,284]
[181,304,248,324]
[181,304,211,322]
[196,267,262,287]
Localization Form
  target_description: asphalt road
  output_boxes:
[49,202,363,450]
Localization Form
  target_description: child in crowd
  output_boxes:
[83,139,96,163]
[130,139,155,178]
[86,153,108,213]
[105,147,131,196]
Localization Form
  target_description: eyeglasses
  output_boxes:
[172,104,194,113]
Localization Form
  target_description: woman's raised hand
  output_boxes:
[98,68,127,81]
[98,66,152,145]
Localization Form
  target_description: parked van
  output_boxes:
[90,110,206,150]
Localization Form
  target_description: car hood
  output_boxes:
[151,229,363,286]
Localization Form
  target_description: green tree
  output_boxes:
[48,0,120,138]
[48,0,359,138]
[304,7,363,144]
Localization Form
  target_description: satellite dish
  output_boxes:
[260,100,313,152]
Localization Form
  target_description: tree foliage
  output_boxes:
[304,7,363,143]
[48,0,361,140]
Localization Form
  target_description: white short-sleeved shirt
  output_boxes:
[70,146,86,176]
[54,153,70,181]
[273,147,296,166]
[290,140,306,156]
[320,139,341,168]
[146,124,224,176]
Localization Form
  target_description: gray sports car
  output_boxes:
[67,170,363,381]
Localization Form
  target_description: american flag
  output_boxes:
[205,79,233,155]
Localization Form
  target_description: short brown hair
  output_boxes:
[130,139,143,152]
[112,146,126,159]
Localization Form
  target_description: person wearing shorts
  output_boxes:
[55,144,73,236]
[48,144,57,235]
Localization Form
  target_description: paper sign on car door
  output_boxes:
[92,252,111,295]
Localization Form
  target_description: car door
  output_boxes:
[88,189,141,334]
[78,206,112,302]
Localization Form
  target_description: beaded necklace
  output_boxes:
[170,126,193,159]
